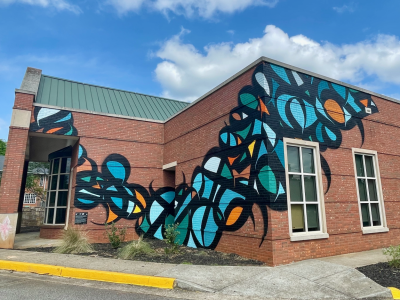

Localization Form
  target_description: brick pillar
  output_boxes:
[0,92,34,248]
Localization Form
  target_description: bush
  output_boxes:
[54,227,93,254]
[383,245,400,268]
[104,222,127,248]
[164,223,180,254]
[118,236,154,259]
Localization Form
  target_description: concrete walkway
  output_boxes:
[14,232,62,249]
[0,248,392,299]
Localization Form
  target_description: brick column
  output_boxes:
[0,92,34,248]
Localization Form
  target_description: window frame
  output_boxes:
[284,138,329,241]
[24,193,36,204]
[352,148,389,234]
[44,157,71,225]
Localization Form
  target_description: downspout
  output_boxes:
[64,167,74,230]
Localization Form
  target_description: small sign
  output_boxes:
[75,212,88,225]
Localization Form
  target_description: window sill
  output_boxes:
[362,227,389,235]
[290,233,329,242]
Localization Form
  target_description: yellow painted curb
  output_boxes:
[389,287,400,300]
[0,260,175,289]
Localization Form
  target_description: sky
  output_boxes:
[1,0,400,140]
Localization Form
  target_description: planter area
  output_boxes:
[357,262,400,289]
[22,237,265,266]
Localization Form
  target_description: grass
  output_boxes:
[118,236,154,260]
[383,245,400,268]
[54,227,94,254]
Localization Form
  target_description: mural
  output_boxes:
[30,107,78,136]
[75,146,175,239]
[73,62,378,247]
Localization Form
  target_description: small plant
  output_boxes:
[104,222,127,249]
[118,236,154,259]
[383,245,400,268]
[164,223,180,254]
[54,227,93,254]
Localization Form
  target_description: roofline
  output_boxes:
[39,74,190,105]
[165,56,400,122]
[33,103,164,124]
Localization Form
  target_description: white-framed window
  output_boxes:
[39,176,44,187]
[44,157,71,225]
[24,193,36,204]
[352,149,388,234]
[284,138,329,241]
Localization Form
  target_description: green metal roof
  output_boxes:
[35,75,189,121]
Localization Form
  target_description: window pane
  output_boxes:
[306,204,320,231]
[55,208,66,224]
[304,175,317,202]
[358,179,368,201]
[368,179,378,202]
[47,208,54,224]
[60,158,71,174]
[291,205,305,232]
[288,146,300,172]
[57,191,68,206]
[52,158,60,174]
[302,148,315,173]
[365,156,375,177]
[371,203,381,226]
[355,155,364,177]
[59,175,70,190]
[51,176,58,190]
[49,192,56,206]
[289,174,303,202]
[361,203,371,227]
[47,175,52,190]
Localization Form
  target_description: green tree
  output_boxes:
[0,139,6,156]
[25,162,50,206]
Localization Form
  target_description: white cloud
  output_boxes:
[154,25,400,102]
[227,30,235,35]
[106,0,278,18]
[333,3,355,13]
[0,0,82,14]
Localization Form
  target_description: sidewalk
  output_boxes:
[0,248,393,299]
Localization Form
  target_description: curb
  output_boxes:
[389,287,400,300]
[0,260,175,289]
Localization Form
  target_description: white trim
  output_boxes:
[362,227,389,235]
[290,233,329,242]
[163,161,177,171]
[283,138,328,241]
[351,148,388,231]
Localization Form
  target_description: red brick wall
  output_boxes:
[40,111,167,241]
[163,62,400,266]
[0,92,33,215]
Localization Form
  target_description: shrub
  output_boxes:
[118,236,154,259]
[164,223,180,254]
[54,227,93,254]
[104,222,127,249]
[383,245,400,268]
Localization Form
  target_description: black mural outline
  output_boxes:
[74,62,378,248]
[30,107,78,136]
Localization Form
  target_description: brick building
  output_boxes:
[0,57,398,265]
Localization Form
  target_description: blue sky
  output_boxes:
[1,0,400,140]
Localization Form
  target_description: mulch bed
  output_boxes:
[357,262,400,289]
[22,237,265,266]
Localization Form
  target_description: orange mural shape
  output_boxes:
[324,99,345,123]
[226,207,243,226]
[106,204,118,223]
[46,127,63,134]
[360,99,369,107]
[77,158,93,172]
[135,190,146,209]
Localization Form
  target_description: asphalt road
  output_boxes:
[0,271,181,300]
